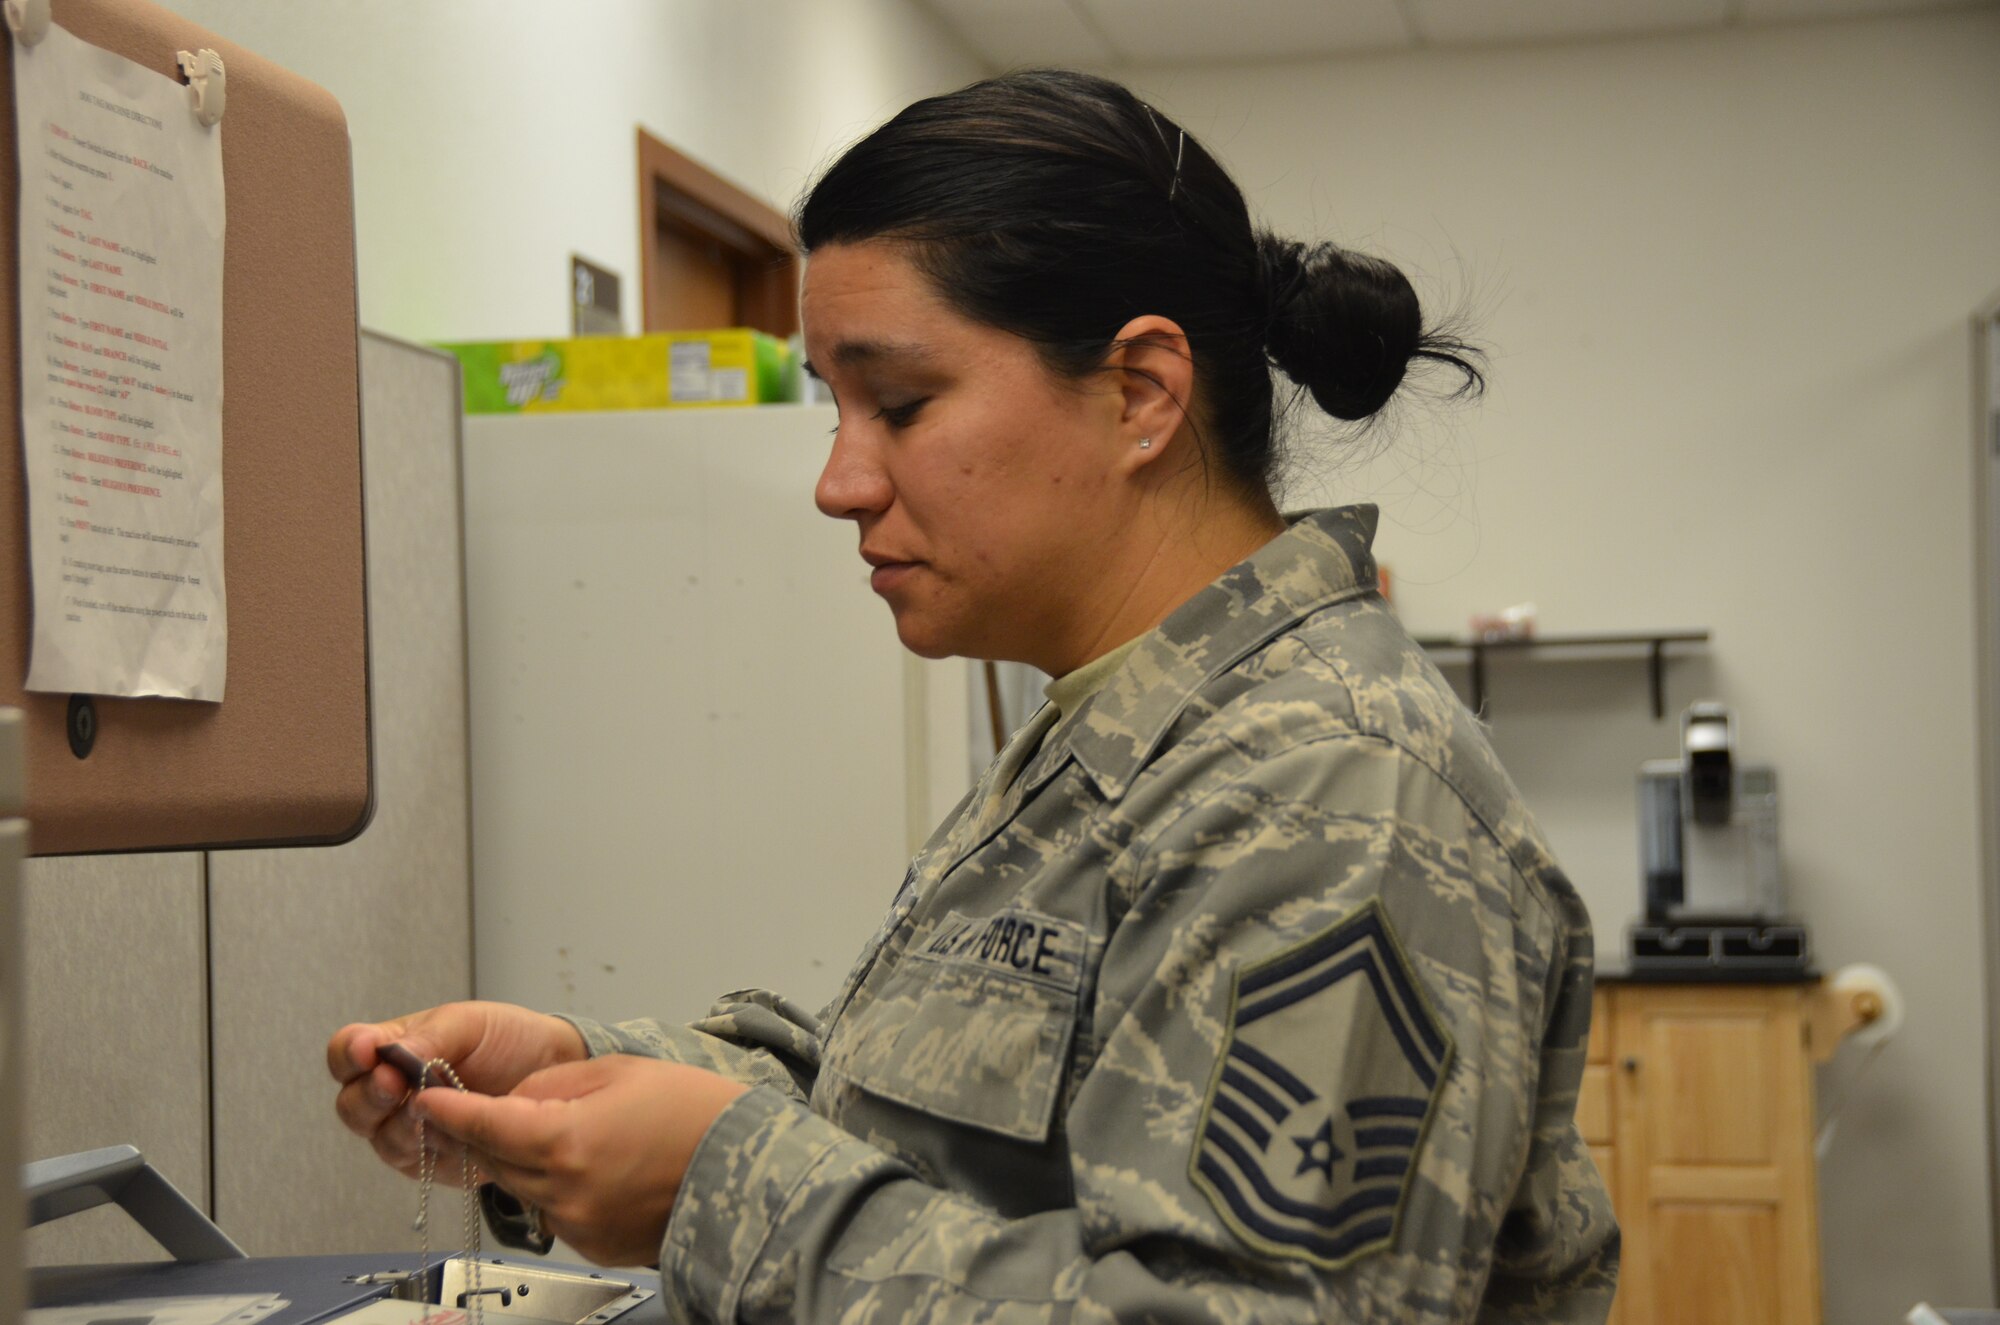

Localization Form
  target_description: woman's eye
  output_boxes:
[875,398,927,429]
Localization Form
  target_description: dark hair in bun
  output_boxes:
[1259,238,1479,423]
[797,69,1481,497]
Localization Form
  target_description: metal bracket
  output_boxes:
[26,1143,245,1262]
[1419,631,1709,720]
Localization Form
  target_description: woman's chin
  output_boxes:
[887,608,972,662]
[892,621,957,660]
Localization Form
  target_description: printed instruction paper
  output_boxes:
[14,23,226,699]
[30,1297,288,1325]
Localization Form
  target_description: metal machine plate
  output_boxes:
[30,1255,666,1325]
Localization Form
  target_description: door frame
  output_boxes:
[1972,288,2000,1300]
[636,128,799,337]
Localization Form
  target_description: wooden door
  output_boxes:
[648,218,739,331]
[1582,989,1622,1325]
[637,130,798,337]
[1613,985,1821,1325]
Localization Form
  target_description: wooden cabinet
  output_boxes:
[1588,982,1825,1325]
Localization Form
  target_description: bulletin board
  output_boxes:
[0,0,368,854]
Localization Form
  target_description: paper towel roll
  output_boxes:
[1831,962,1904,1049]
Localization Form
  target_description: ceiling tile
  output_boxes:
[1740,0,1995,18]
[1081,0,1413,63]
[922,0,1073,14]
[919,0,2000,70]
[916,0,1122,67]
[1409,0,1733,44]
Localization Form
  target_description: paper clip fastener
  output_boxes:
[4,0,50,46]
[176,47,225,126]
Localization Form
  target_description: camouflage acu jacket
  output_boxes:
[566,505,1619,1324]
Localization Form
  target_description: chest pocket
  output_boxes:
[822,907,1085,1143]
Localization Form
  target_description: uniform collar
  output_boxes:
[1050,505,1381,801]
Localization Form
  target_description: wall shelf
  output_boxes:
[1414,631,1710,719]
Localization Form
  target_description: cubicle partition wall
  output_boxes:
[22,333,473,1266]
[0,0,454,1273]
[204,335,474,1253]
[461,404,969,1032]
[2,711,22,1325]
[0,0,370,855]
[1975,290,2000,1297]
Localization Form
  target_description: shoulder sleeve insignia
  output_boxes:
[1190,899,1455,1270]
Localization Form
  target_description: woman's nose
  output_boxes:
[815,426,892,521]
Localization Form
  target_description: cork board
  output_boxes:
[0,0,368,854]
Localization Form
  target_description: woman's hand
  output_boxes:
[327,1001,588,1178]
[411,1057,749,1267]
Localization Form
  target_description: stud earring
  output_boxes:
[1138,437,1153,450]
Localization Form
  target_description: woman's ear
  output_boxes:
[1104,315,1194,471]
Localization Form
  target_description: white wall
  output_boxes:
[1115,11,2000,1319]
[145,0,986,341]
[459,406,926,1028]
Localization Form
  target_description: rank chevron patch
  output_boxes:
[1191,900,1455,1269]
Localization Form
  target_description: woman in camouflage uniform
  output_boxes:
[332,69,1618,1324]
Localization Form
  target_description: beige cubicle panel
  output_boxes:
[0,0,368,855]
[462,404,950,1030]
[1974,288,2000,1299]
[207,333,473,1255]
[21,334,472,1264]
[0,712,21,1322]
[21,850,208,1267]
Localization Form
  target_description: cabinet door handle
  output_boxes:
[1622,1055,1641,1074]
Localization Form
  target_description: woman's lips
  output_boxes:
[869,561,919,594]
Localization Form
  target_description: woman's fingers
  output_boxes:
[333,1060,407,1133]
[330,1009,468,1184]
[326,1002,688,1255]
[328,1014,453,1148]
[365,1058,748,1267]
[328,1002,577,1178]
[413,1086,562,1172]
[328,1019,401,1081]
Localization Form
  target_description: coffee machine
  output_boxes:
[1629,702,1809,975]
